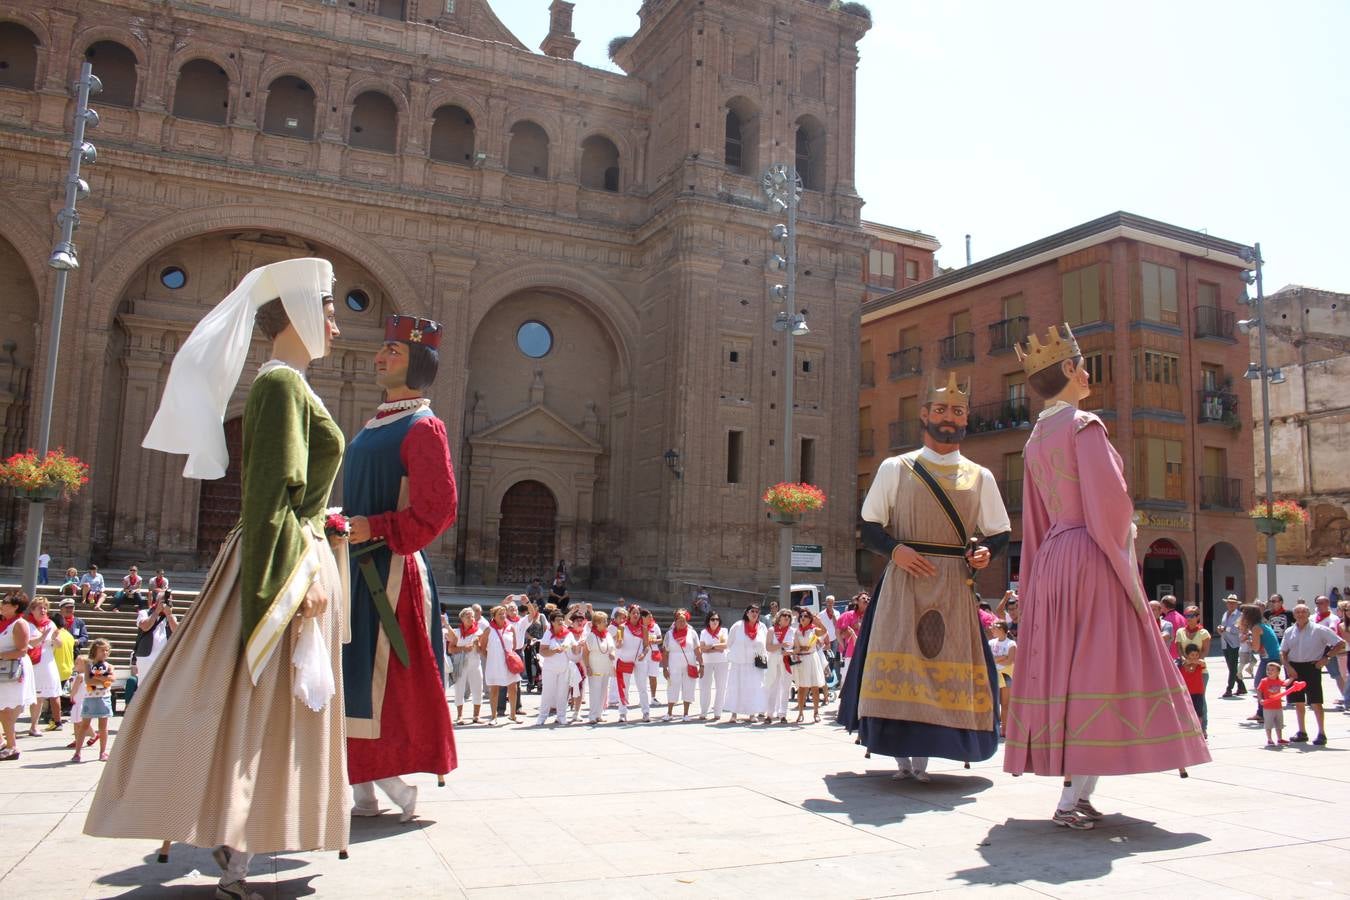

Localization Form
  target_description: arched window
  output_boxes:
[507,120,549,178]
[349,90,397,153]
[172,59,229,124]
[262,75,316,139]
[429,104,475,164]
[579,134,620,192]
[724,97,759,175]
[794,114,826,191]
[84,41,137,107]
[0,22,40,91]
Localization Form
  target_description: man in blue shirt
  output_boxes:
[80,565,106,610]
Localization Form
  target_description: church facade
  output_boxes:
[0,0,872,597]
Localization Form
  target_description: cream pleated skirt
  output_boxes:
[84,526,350,854]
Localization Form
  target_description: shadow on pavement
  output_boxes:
[803,770,995,826]
[349,815,436,845]
[954,816,1208,885]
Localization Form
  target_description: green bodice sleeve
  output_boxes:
[238,367,324,677]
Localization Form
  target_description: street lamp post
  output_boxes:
[1238,243,1281,599]
[18,62,101,597]
[763,164,808,614]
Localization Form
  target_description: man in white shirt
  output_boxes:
[820,595,839,699]
[37,552,51,586]
[1312,595,1345,704]
[1280,602,1346,745]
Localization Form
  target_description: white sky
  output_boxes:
[496,0,1350,292]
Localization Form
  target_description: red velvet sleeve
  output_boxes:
[366,416,459,555]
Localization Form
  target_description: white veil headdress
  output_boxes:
[143,257,335,479]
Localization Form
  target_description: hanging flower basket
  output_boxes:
[0,449,91,501]
[1249,500,1305,535]
[763,482,826,525]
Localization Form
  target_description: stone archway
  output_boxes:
[0,232,40,563]
[496,480,557,586]
[90,229,395,564]
[1143,538,1186,607]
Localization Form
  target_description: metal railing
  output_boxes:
[988,316,1030,353]
[1197,389,1237,425]
[965,399,1033,437]
[888,347,921,380]
[889,420,921,451]
[1199,475,1242,509]
[1195,306,1235,339]
[939,331,975,365]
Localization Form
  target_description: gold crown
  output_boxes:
[926,371,970,406]
[1015,323,1082,376]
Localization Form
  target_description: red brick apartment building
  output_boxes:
[858,212,1257,629]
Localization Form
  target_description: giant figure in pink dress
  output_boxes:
[1003,324,1210,831]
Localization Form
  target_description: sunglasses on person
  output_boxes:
[709,617,720,622]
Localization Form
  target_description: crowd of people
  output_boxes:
[439,592,873,726]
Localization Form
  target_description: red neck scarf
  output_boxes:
[459,621,477,638]
[773,624,790,643]
[570,623,586,637]
[745,620,759,639]
[591,624,608,641]
[706,623,721,638]
[490,618,507,632]
[551,625,568,641]
[507,614,520,623]
[626,618,645,637]
[25,611,50,630]
[672,623,689,646]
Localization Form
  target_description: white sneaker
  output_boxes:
[350,804,381,817]
[892,768,912,781]
[913,771,932,783]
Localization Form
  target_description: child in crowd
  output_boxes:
[64,654,95,751]
[1256,661,1304,747]
[1180,646,1208,739]
[73,639,114,762]
[988,621,1016,736]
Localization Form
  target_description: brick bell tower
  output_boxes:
[610,0,873,597]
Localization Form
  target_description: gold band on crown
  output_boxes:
[1015,323,1081,376]
[926,371,970,406]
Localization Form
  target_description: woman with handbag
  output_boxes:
[764,609,795,725]
[0,591,36,760]
[640,609,663,703]
[791,609,829,723]
[698,612,730,720]
[723,605,768,724]
[481,605,522,724]
[661,610,702,721]
[24,597,63,735]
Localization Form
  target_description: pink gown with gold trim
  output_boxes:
[1003,404,1210,776]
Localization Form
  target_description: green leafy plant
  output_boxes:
[0,449,91,498]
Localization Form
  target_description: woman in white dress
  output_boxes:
[698,611,730,720]
[662,609,702,720]
[0,592,36,760]
[480,604,521,725]
[584,611,617,723]
[791,609,829,723]
[764,609,795,724]
[448,607,484,724]
[724,605,768,724]
[640,609,663,704]
[26,597,63,735]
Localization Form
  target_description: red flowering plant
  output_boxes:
[1249,499,1307,526]
[0,448,90,498]
[762,482,827,516]
[324,508,352,538]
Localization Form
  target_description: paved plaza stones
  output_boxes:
[2,684,1349,898]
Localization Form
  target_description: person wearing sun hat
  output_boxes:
[1219,594,1246,697]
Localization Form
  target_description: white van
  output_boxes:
[762,583,829,615]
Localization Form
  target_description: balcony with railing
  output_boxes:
[988,316,1030,354]
[1195,306,1235,340]
[1196,389,1238,426]
[999,478,1024,512]
[858,428,875,457]
[888,347,922,380]
[965,399,1033,438]
[1199,476,1242,510]
[860,359,875,389]
[889,420,922,452]
[939,332,975,365]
